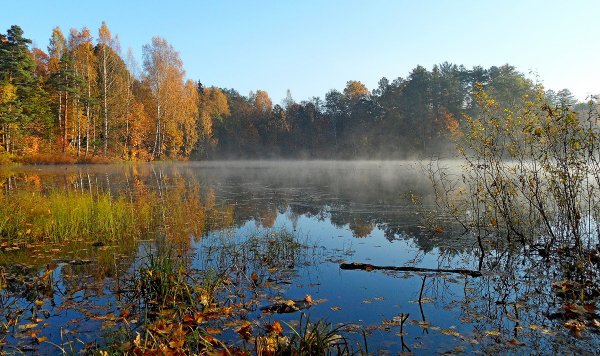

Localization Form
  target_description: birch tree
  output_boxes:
[142,36,195,159]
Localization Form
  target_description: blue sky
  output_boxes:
[2,1,599,103]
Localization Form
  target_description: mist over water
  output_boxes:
[0,160,597,354]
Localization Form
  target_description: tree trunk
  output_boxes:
[85,68,91,157]
[58,91,62,139]
[76,96,81,157]
[93,108,96,153]
[125,74,131,158]
[102,46,109,155]
[64,91,69,152]
[3,124,9,153]
[152,103,161,159]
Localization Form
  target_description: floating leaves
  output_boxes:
[266,321,283,336]
[564,320,586,338]
[484,330,501,337]
[441,328,460,337]
[236,322,253,341]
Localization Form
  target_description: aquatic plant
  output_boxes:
[283,316,354,355]
[0,189,152,243]
[428,87,600,339]
[429,87,600,250]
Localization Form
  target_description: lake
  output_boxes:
[0,161,597,354]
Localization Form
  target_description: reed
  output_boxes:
[0,189,152,243]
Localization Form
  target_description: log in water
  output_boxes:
[339,262,483,277]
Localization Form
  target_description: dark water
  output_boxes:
[0,161,597,354]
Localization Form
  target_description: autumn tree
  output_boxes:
[197,85,229,157]
[97,21,121,154]
[142,36,197,158]
[69,27,97,156]
[343,80,369,103]
[47,27,67,147]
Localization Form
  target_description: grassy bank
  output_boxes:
[0,151,119,165]
[0,189,153,243]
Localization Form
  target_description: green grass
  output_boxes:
[283,316,356,355]
[0,189,152,243]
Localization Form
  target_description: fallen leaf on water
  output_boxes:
[18,323,38,330]
[506,338,526,347]
[168,338,185,349]
[236,322,253,341]
[206,327,222,335]
[330,306,342,311]
[484,330,501,336]
[266,321,283,335]
[563,304,588,316]
[414,321,432,328]
[564,320,585,337]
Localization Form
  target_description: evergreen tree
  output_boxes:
[0,25,50,153]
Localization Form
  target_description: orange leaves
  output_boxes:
[182,312,204,325]
[142,36,198,158]
[562,303,592,317]
[119,309,132,319]
[206,327,223,335]
[252,90,273,114]
[268,321,283,336]
[255,321,289,355]
[147,319,174,335]
[343,80,369,102]
[444,111,462,138]
[552,299,600,338]
[98,21,112,46]
[237,322,253,341]
[564,320,586,338]
[251,271,259,286]
[167,325,187,349]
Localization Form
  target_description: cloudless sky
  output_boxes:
[2,1,599,103]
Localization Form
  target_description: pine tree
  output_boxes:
[0,25,50,153]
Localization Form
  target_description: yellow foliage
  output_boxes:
[0,83,17,105]
[343,80,369,102]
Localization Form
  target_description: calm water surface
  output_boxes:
[0,161,596,354]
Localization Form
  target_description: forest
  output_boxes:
[3,14,600,354]
[0,23,585,162]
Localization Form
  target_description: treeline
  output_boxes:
[0,24,199,161]
[0,24,581,161]
[210,66,573,159]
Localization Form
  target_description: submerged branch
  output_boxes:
[339,262,484,277]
